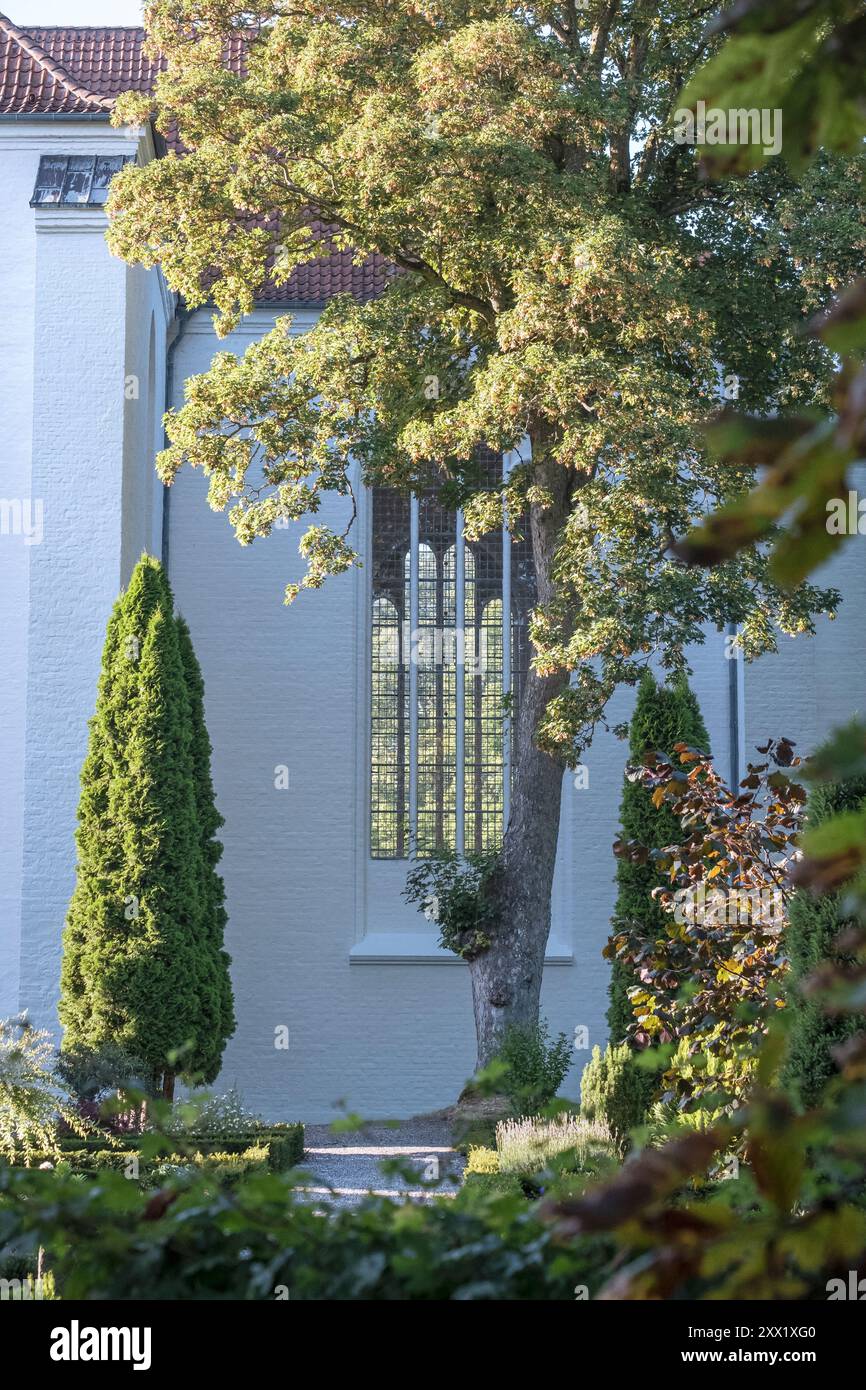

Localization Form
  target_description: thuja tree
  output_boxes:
[176,616,236,1082]
[607,670,708,1044]
[782,774,866,1112]
[59,557,234,1098]
[107,1,861,1067]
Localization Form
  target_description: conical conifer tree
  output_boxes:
[607,670,710,1043]
[782,775,866,1110]
[59,556,233,1096]
[176,615,235,1082]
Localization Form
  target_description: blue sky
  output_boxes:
[11,1,144,23]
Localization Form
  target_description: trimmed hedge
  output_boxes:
[460,1171,527,1200]
[17,1123,304,1175]
[8,1145,272,1186]
[260,1124,305,1169]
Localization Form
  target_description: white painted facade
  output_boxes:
[1,117,864,1122]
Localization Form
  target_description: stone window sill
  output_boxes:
[350,931,573,965]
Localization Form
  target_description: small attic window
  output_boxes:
[31,154,130,208]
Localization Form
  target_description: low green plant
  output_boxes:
[465,1145,499,1174]
[580,1043,656,1153]
[49,1081,305,1171]
[496,1019,572,1112]
[641,1100,735,1172]
[150,1145,270,1188]
[0,1014,93,1165]
[403,848,500,959]
[459,1170,529,1201]
[165,1085,263,1138]
[53,1130,304,1166]
[55,1041,145,1103]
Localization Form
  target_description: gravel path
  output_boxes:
[296,1114,464,1209]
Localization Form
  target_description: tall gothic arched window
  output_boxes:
[370,451,535,859]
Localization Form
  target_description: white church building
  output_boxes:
[1,13,864,1122]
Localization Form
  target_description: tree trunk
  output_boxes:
[161,1070,176,1103]
[467,441,573,1070]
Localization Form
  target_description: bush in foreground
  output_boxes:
[0,1162,612,1301]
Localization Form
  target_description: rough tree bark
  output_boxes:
[467,438,574,1069]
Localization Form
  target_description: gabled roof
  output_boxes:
[0,13,389,305]
[0,13,139,114]
[26,24,158,103]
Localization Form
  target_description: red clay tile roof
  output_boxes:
[0,13,389,304]
[0,13,123,113]
[28,24,158,103]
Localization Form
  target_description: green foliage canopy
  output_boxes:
[104,0,864,756]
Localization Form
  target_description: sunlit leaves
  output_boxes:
[611,739,805,1104]
[105,0,858,753]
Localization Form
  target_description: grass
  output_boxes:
[496,1113,616,1175]
[462,1112,619,1203]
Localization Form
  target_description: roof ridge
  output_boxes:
[0,12,115,111]
[28,25,146,32]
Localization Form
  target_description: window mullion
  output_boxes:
[502,457,512,834]
[455,511,466,856]
[408,494,420,853]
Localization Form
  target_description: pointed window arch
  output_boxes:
[370,452,534,858]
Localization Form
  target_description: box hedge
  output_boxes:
[8,1145,272,1186]
[11,1123,304,1176]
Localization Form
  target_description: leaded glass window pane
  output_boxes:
[370,459,535,859]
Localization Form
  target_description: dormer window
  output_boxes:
[30,155,131,208]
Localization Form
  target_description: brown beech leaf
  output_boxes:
[143,1188,178,1222]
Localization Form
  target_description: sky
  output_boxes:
[9,1,145,23]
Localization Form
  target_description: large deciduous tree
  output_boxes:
[107,1,862,1068]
